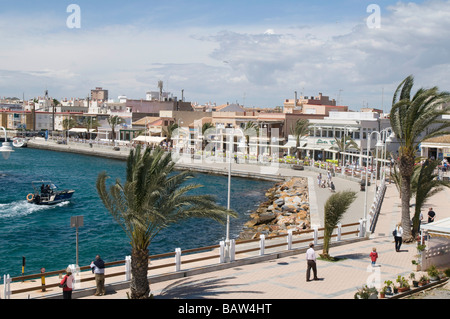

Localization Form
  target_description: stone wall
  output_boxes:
[238,177,310,240]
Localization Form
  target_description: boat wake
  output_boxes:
[0,200,70,219]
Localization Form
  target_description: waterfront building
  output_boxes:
[90,87,108,102]
[305,110,395,165]
[283,92,348,115]
[420,135,450,162]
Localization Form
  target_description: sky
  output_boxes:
[1,0,449,111]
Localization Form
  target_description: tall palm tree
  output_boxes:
[83,117,100,139]
[62,117,77,140]
[321,190,357,260]
[162,122,178,145]
[333,135,359,166]
[96,146,236,299]
[243,121,259,156]
[390,75,450,241]
[412,160,450,237]
[107,115,124,145]
[292,119,310,159]
[201,122,215,150]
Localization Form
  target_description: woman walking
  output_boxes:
[393,223,403,252]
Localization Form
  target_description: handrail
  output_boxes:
[3,222,363,298]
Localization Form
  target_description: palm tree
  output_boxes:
[292,119,310,159]
[62,117,77,140]
[389,75,450,241]
[96,146,236,299]
[162,122,178,146]
[83,117,100,139]
[412,160,450,237]
[333,135,359,166]
[201,122,215,150]
[107,115,124,145]
[321,190,357,260]
[243,121,259,156]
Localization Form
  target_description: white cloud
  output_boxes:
[1,1,450,109]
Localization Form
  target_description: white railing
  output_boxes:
[2,222,364,298]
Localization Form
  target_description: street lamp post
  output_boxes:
[225,128,233,262]
[0,126,14,160]
[364,131,382,229]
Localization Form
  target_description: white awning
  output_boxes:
[69,128,96,133]
[69,128,87,133]
[132,136,166,144]
[421,217,450,239]
[283,140,297,148]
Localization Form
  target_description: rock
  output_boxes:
[238,177,311,241]
[254,212,277,225]
[274,198,284,206]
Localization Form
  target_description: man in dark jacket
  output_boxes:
[90,255,105,296]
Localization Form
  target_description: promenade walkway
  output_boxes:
[83,183,448,300]
[10,139,449,299]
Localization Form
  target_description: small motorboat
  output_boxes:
[27,181,75,205]
[12,137,27,148]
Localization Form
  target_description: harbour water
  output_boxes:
[0,147,274,277]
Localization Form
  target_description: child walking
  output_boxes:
[370,247,378,266]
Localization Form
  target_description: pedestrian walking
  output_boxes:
[90,255,106,296]
[60,266,75,299]
[369,247,378,266]
[393,223,403,252]
[306,243,319,282]
[427,207,436,223]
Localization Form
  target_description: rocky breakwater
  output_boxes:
[238,177,310,240]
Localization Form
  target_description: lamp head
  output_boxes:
[0,142,14,160]
[385,132,395,143]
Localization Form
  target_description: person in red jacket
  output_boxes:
[370,247,378,267]
[60,266,75,299]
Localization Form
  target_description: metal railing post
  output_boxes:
[3,274,11,299]
[313,226,318,245]
[230,239,235,262]
[125,256,131,281]
[287,229,293,250]
[175,248,181,272]
[219,241,225,263]
[337,223,342,242]
[260,235,265,256]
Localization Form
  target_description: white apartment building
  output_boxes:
[304,111,397,165]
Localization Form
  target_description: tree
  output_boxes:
[243,121,259,156]
[292,119,310,159]
[96,146,236,299]
[321,190,357,260]
[162,122,178,141]
[390,75,450,242]
[201,122,215,150]
[412,160,450,237]
[62,117,77,139]
[333,135,359,166]
[83,117,100,139]
[107,115,124,145]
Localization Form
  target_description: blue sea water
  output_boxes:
[0,148,273,278]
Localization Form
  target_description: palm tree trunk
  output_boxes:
[130,248,150,299]
[400,174,413,242]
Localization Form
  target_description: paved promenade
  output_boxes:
[15,140,450,299]
[83,183,448,300]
